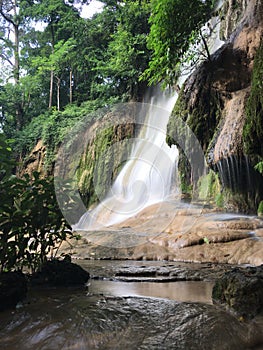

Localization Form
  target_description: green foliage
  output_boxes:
[258,201,263,217]
[0,134,15,181]
[255,161,263,175]
[0,170,77,273]
[244,43,263,158]
[215,193,224,208]
[14,98,118,167]
[101,0,151,99]
[203,237,210,244]
[141,0,215,86]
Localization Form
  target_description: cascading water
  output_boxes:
[75,90,179,230]
[72,1,225,231]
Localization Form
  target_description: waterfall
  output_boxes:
[67,1,226,232]
[74,89,179,230]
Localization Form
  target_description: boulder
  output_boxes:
[31,258,90,286]
[0,271,27,311]
[212,265,263,319]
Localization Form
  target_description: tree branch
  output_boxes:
[200,30,211,61]
[0,7,16,27]
[0,53,14,67]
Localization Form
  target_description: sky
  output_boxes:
[80,0,104,18]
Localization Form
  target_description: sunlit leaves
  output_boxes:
[141,0,215,86]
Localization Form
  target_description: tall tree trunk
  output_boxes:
[69,69,73,104]
[200,30,211,62]
[49,24,55,109]
[13,0,23,129]
[49,70,54,109]
[14,22,22,130]
[56,76,60,111]
[14,23,19,84]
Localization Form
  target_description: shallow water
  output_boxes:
[88,279,214,304]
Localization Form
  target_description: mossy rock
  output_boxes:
[243,43,263,158]
[212,266,263,320]
[197,170,221,203]
[0,272,27,311]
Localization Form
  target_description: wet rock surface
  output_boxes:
[0,260,263,349]
[63,204,263,266]
[0,291,262,350]
[212,265,263,320]
[79,259,240,282]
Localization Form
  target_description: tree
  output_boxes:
[31,38,76,111]
[0,0,24,129]
[141,0,216,87]
[20,0,88,109]
[94,0,151,101]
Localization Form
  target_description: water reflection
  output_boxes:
[89,280,214,304]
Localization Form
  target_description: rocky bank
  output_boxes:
[167,0,263,212]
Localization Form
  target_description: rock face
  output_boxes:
[22,109,135,208]
[18,140,46,177]
[167,0,263,212]
[76,111,135,207]
[212,265,263,319]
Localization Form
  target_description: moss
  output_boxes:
[258,201,263,217]
[76,125,115,206]
[197,170,221,204]
[215,193,224,208]
[187,91,221,152]
[243,42,263,159]
[77,123,134,207]
[178,152,192,196]
[221,189,252,213]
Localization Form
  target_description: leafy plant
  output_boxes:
[0,134,15,181]
[141,0,215,86]
[0,170,78,273]
[254,161,263,175]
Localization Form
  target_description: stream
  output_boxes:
[1,260,263,350]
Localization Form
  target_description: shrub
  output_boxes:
[0,170,78,273]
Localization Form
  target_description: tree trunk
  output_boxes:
[14,0,23,129]
[49,24,55,109]
[69,69,73,104]
[56,76,60,111]
[200,30,211,62]
[14,23,20,84]
[49,70,54,109]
